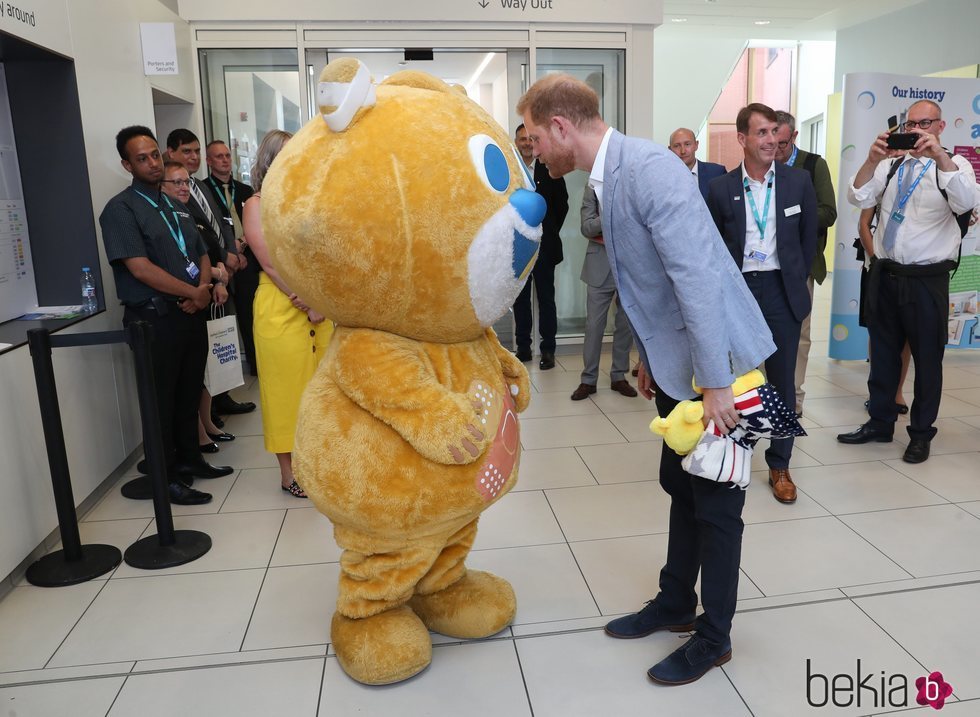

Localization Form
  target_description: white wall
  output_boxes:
[651,27,746,144]
[835,0,980,91]
[795,40,836,153]
[0,0,196,581]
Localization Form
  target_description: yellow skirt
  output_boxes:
[253,273,333,454]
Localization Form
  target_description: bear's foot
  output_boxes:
[410,569,516,639]
[331,605,432,685]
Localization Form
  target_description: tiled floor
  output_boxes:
[3,281,980,716]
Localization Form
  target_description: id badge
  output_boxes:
[890,211,905,225]
[747,249,768,262]
[186,260,200,280]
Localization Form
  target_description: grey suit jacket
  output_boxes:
[599,131,775,399]
[579,185,613,288]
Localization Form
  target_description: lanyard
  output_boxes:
[893,158,933,212]
[743,175,773,240]
[133,189,188,258]
[786,145,798,167]
[208,176,234,211]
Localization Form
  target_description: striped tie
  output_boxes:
[189,179,223,244]
[882,158,915,255]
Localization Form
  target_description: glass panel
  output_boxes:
[198,48,300,183]
[535,48,625,337]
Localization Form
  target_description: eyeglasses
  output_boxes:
[903,118,939,130]
[777,141,792,148]
[162,179,191,187]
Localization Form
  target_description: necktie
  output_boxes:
[189,180,223,244]
[881,158,915,255]
[223,183,244,239]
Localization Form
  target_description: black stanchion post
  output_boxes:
[24,329,121,586]
[122,321,211,569]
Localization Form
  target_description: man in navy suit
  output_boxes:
[519,74,774,687]
[669,127,727,200]
[707,103,817,505]
[512,123,569,370]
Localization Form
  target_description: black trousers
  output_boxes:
[233,249,260,374]
[742,270,802,469]
[124,304,207,469]
[652,386,746,646]
[867,271,946,441]
[513,258,557,354]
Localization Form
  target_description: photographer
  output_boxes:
[837,100,976,464]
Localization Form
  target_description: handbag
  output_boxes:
[204,305,245,395]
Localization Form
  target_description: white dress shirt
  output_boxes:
[848,152,977,265]
[589,126,615,207]
[690,160,699,179]
[740,161,781,272]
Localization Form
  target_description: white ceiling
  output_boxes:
[662,0,927,32]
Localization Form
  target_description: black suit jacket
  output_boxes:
[706,163,818,323]
[533,160,569,266]
[205,175,257,274]
[696,160,727,200]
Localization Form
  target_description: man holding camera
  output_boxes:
[837,100,977,463]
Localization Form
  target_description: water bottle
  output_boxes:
[81,267,97,314]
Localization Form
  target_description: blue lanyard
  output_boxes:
[208,176,234,211]
[786,145,799,167]
[744,175,773,240]
[133,189,188,258]
[893,158,933,212]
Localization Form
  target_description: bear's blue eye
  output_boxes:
[468,134,510,194]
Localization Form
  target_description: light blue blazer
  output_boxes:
[600,131,775,399]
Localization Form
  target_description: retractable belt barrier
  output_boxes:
[25,321,211,585]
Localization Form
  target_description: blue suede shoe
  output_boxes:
[604,601,695,639]
[647,634,732,685]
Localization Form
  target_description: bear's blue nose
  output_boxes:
[509,188,546,228]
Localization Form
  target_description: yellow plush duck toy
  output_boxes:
[261,58,545,685]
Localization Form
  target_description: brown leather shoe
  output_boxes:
[611,380,638,398]
[570,383,597,401]
[768,468,797,504]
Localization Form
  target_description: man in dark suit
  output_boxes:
[669,127,727,200]
[707,103,817,505]
[513,123,569,370]
[204,140,259,414]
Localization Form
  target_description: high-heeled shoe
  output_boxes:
[206,431,236,442]
[200,442,219,454]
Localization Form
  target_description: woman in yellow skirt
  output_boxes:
[242,130,333,497]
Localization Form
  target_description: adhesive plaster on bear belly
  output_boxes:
[469,381,519,502]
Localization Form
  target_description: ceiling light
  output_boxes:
[754,20,771,25]
[465,52,496,95]
[671,17,688,22]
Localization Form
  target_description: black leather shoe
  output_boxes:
[836,423,893,444]
[212,395,256,415]
[903,438,930,464]
[174,461,234,479]
[206,431,236,442]
[648,634,732,685]
[515,348,532,362]
[168,480,212,505]
[211,412,225,429]
[200,442,219,454]
[136,459,193,483]
[539,352,556,370]
[604,601,695,639]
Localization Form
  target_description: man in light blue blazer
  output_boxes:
[668,127,727,200]
[519,75,774,686]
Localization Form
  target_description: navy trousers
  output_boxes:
[742,270,802,469]
[652,385,746,646]
[513,258,557,355]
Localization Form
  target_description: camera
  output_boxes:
[886,133,919,150]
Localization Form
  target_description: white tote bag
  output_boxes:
[204,306,245,395]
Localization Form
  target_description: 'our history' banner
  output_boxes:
[831,72,980,359]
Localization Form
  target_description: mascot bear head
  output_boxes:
[261,58,546,342]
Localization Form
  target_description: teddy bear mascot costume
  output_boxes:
[260,58,546,685]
